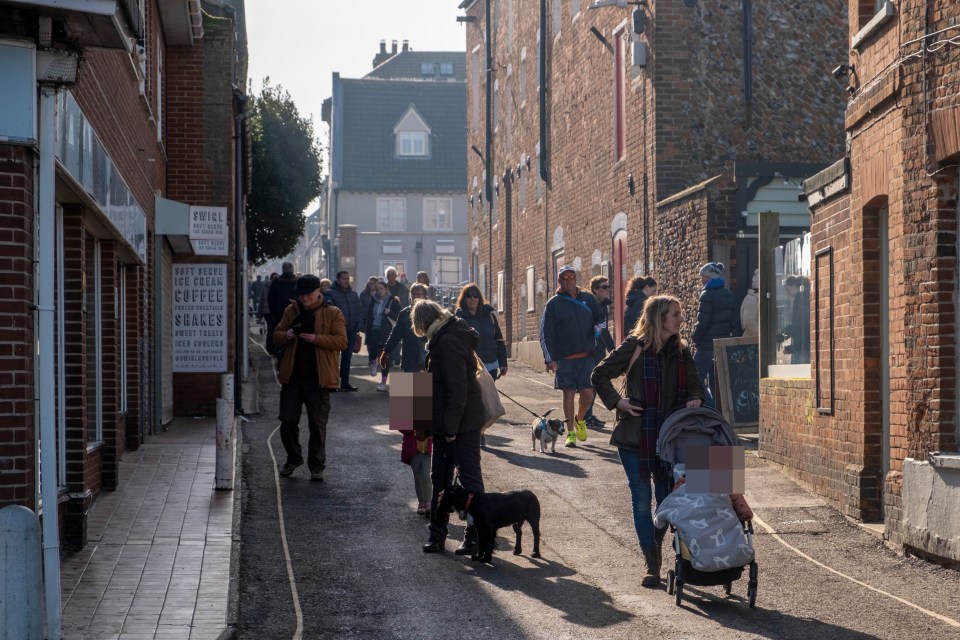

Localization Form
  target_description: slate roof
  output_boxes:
[365,51,466,82]
[337,78,467,192]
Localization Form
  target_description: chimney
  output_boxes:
[379,40,386,54]
[391,40,398,54]
[402,39,409,52]
[373,39,392,68]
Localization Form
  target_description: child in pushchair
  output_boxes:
[652,406,759,607]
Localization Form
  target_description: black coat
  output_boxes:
[455,304,507,368]
[624,290,647,336]
[381,306,427,372]
[692,280,742,350]
[267,272,299,318]
[324,282,363,333]
[425,317,484,439]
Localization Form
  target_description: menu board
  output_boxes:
[172,263,227,372]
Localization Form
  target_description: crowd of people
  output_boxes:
[253,261,799,582]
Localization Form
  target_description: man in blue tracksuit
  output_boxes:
[540,265,604,447]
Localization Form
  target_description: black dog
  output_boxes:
[440,484,541,563]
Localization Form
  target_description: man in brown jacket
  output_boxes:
[273,275,348,480]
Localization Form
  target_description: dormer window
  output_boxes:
[394,105,431,157]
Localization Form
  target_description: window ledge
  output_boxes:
[927,452,960,470]
[852,1,896,50]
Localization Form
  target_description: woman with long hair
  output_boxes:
[591,295,704,588]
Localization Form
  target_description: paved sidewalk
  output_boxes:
[61,417,236,640]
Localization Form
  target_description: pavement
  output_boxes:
[60,416,239,640]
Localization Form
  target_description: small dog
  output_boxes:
[440,484,542,563]
[532,417,565,453]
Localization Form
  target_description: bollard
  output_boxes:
[215,397,235,490]
[241,377,259,415]
[221,373,234,405]
[1,505,43,640]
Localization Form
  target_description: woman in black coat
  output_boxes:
[454,282,507,379]
[413,300,485,555]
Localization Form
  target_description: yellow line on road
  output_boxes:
[752,514,960,628]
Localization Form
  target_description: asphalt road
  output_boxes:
[237,338,960,640]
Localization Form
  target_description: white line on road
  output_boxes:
[517,374,555,389]
[752,514,960,628]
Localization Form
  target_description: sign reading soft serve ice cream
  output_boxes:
[172,263,228,372]
[189,206,229,256]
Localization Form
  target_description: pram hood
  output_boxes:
[656,406,739,467]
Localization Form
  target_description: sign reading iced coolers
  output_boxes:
[173,263,228,372]
[189,206,229,256]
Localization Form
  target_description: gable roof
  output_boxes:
[366,51,466,82]
[336,78,466,192]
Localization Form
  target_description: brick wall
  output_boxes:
[463,0,847,359]
[0,145,36,508]
[166,15,240,415]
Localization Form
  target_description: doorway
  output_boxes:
[613,232,627,343]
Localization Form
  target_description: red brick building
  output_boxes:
[457,0,846,364]
[769,0,960,564]
[0,0,247,549]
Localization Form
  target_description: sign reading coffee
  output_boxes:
[173,263,228,372]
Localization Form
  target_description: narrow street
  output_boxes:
[237,337,960,639]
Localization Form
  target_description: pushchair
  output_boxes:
[653,407,759,608]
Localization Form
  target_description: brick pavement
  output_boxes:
[60,417,235,640]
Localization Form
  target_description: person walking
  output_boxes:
[359,275,378,317]
[623,276,657,337]
[454,283,507,380]
[256,272,275,341]
[591,294,704,587]
[691,262,741,408]
[379,284,431,514]
[267,262,300,365]
[273,275,348,481]
[583,275,615,428]
[365,280,401,392]
[740,268,760,339]
[416,271,438,301]
[413,300,485,556]
[324,271,364,391]
[539,265,604,447]
[384,267,409,367]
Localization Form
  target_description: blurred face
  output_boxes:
[784,284,799,299]
[642,284,657,296]
[594,281,610,300]
[299,288,321,306]
[411,289,427,302]
[386,270,397,284]
[700,274,711,285]
[375,282,389,298]
[337,273,350,288]
[417,273,429,284]
[559,271,577,295]
[464,288,481,311]
[661,302,683,339]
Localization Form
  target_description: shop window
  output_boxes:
[767,233,811,377]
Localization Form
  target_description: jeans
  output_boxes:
[693,347,715,409]
[340,329,357,385]
[411,453,431,503]
[428,430,484,542]
[278,379,331,471]
[618,447,669,550]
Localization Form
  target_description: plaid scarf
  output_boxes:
[636,340,688,472]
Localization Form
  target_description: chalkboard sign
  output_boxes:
[713,337,759,429]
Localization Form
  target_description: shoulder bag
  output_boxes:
[609,343,645,449]
[475,353,506,432]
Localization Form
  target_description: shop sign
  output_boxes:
[172,263,228,372]
[190,206,229,256]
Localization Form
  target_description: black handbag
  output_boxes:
[609,344,644,449]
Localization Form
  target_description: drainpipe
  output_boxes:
[484,0,493,300]
[38,74,63,640]
[234,91,247,412]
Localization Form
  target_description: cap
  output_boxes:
[296,275,321,295]
[699,262,725,277]
[557,265,576,281]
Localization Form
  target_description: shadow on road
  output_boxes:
[479,439,589,478]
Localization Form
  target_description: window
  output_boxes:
[553,0,562,36]
[471,46,481,132]
[377,197,406,231]
[86,236,103,445]
[397,131,427,157]
[423,197,453,231]
[519,165,527,209]
[156,38,163,143]
[440,62,454,76]
[421,62,436,76]
[520,49,527,105]
[496,271,505,312]
[433,257,462,285]
[526,266,535,312]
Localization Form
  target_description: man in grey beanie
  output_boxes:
[691,262,741,408]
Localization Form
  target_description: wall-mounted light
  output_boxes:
[469,195,475,208]
[627,173,636,196]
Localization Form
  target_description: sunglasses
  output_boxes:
[597,284,610,290]
[560,274,577,281]
[464,292,481,298]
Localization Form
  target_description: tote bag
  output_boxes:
[475,354,506,431]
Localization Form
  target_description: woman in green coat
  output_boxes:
[591,295,705,588]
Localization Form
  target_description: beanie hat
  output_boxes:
[557,265,576,281]
[296,275,321,295]
[699,262,725,277]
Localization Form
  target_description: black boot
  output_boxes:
[641,548,661,587]
[455,525,479,556]
[422,538,445,553]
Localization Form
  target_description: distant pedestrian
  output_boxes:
[267,262,299,363]
[365,280,401,392]
[416,271,438,301]
[413,300,485,556]
[384,267,409,367]
[740,268,760,339]
[540,266,604,447]
[781,274,810,363]
[324,270,364,391]
[273,275,348,481]
[359,275,378,321]
[692,262,741,408]
[583,275,615,428]
[623,276,657,337]
[250,275,265,314]
[319,278,332,294]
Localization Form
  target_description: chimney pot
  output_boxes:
[391,40,398,54]
[380,40,386,54]
[402,39,409,52]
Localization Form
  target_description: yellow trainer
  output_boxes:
[564,431,577,447]
[575,418,588,442]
